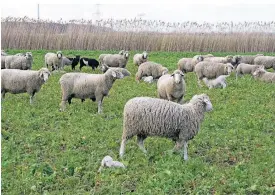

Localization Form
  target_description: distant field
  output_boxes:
[1,50,275,194]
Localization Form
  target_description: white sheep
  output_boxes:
[232,54,264,66]
[102,51,130,68]
[44,51,63,71]
[59,68,131,113]
[133,51,148,66]
[100,64,130,77]
[194,62,234,87]
[202,75,229,89]
[61,57,72,68]
[204,55,233,64]
[252,66,275,83]
[177,55,203,73]
[119,94,213,160]
[254,56,275,70]
[99,50,125,66]
[136,61,168,81]
[157,70,186,103]
[142,76,154,83]
[98,156,125,172]
[235,63,262,79]
[1,68,51,104]
[5,52,33,70]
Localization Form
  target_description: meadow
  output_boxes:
[1,50,275,194]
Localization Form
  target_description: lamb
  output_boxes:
[254,56,275,70]
[119,94,213,160]
[204,55,233,64]
[98,156,125,172]
[235,63,262,79]
[59,68,131,113]
[252,66,275,83]
[133,51,148,66]
[1,68,51,104]
[136,61,168,81]
[100,64,130,77]
[99,50,125,66]
[157,70,186,103]
[5,52,33,70]
[202,75,229,89]
[68,55,80,70]
[44,51,63,71]
[102,51,130,68]
[79,58,99,70]
[194,62,234,87]
[177,55,203,73]
[232,54,264,66]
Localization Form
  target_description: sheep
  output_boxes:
[254,56,275,70]
[5,52,33,70]
[68,55,80,70]
[142,76,154,83]
[98,156,125,172]
[252,66,275,83]
[14,52,33,57]
[157,70,186,104]
[102,51,130,68]
[204,55,233,64]
[202,75,229,89]
[59,68,131,113]
[100,64,130,77]
[177,55,203,73]
[136,61,168,81]
[133,51,148,66]
[1,68,51,104]
[194,62,234,87]
[61,57,72,68]
[99,50,125,66]
[235,63,262,79]
[44,51,63,71]
[232,54,264,66]
[79,58,99,70]
[119,94,213,160]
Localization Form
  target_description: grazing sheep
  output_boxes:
[157,70,186,103]
[232,54,264,66]
[99,50,125,66]
[79,58,99,70]
[119,94,213,160]
[59,68,131,113]
[1,68,51,104]
[202,75,229,89]
[254,56,275,70]
[100,64,130,77]
[235,63,262,79]
[252,66,275,83]
[177,55,203,73]
[102,51,130,68]
[133,51,148,66]
[5,52,33,70]
[68,55,80,70]
[204,55,233,64]
[136,61,168,81]
[194,62,234,87]
[44,51,63,71]
[98,156,125,172]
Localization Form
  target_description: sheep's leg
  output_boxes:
[137,135,147,154]
[30,94,35,104]
[178,95,184,104]
[183,141,188,161]
[197,77,203,88]
[1,90,5,100]
[167,93,173,101]
[119,138,126,158]
[97,96,104,114]
[222,82,227,89]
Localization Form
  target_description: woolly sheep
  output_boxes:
[177,55,203,73]
[5,52,33,70]
[102,51,130,68]
[136,61,168,81]
[194,61,234,87]
[61,57,72,67]
[1,68,51,104]
[254,56,275,70]
[98,156,125,172]
[142,76,154,83]
[202,75,229,89]
[157,70,186,103]
[119,94,213,160]
[204,55,233,64]
[59,68,131,113]
[99,50,125,66]
[232,54,264,66]
[133,51,148,66]
[45,51,63,71]
[100,64,130,77]
[235,63,262,79]
[252,66,275,83]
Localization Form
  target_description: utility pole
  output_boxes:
[37,4,40,20]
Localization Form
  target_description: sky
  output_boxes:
[1,1,275,23]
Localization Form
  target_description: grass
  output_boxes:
[1,50,275,194]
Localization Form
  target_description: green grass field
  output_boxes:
[1,50,275,194]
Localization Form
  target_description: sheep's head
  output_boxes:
[224,63,234,75]
[197,55,204,62]
[171,70,184,84]
[118,50,125,55]
[226,55,233,63]
[162,67,169,75]
[253,66,266,77]
[190,94,213,112]
[124,51,129,59]
[142,51,148,59]
[38,68,51,82]
[101,64,109,73]
[107,68,129,79]
[25,52,33,60]
[57,51,62,59]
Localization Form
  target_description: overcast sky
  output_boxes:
[1,2,275,23]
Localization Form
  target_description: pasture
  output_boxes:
[1,50,275,194]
